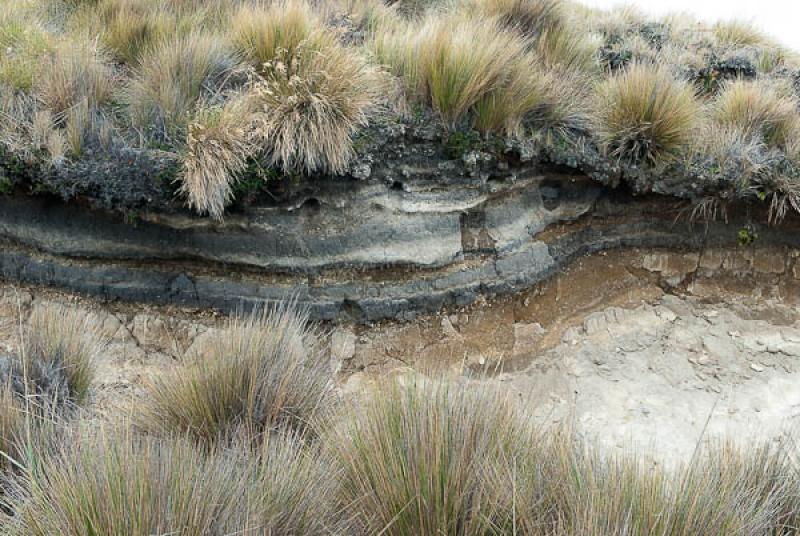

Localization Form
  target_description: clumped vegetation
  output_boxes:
[595,63,698,165]
[0,300,799,534]
[0,302,103,496]
[138,303,331,444]
[2,0,800,221]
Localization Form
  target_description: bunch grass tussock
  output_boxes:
[423,16,532,124]
[373,14,588,134]
[469,0,564,38]
[38,39,114,118]
[327,377,524,535]
[180,97,254,219]
[3,432,255,536]
[90,0,176,64]
[713,20,772,48]
[17,303,104,406]
[247,29,381,174]
[231,0,317,72]
[125,32,237,141]
[712,79,800,149]
[595,62,699,165]
[139,303,331,444]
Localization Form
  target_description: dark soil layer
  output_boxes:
[1,170,797,322]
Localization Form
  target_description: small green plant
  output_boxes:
[738,225,758,246]
[445,130,481,158]
[0,176,12,194]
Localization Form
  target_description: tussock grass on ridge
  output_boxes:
[3,0,800,220]
[595,62,699,165]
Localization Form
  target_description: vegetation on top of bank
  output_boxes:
[2,0,800,220]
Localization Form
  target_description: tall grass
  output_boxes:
[327,375,800,535]
[0,5,52,92]
[230,0,316,71]
[712,79,800,149]
[125,32,237,142]
[595,62,698,165]
[139,303,331,444]
[180,97,253,219]
[92,0,175,64]
[328,378,522,535]
[472,0,563,38]
[247,30,379,174]
[424,17,531,125]
[713,20,771,48]
[38,40,114,118]
[2,427,338,535]
[253,431,339,534]
[3,432,254,535]
[1,364,800,535]
[17,304,104,406]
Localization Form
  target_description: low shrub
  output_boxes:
[595,62,698,165]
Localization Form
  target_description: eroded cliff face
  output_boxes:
[2,168,799,322]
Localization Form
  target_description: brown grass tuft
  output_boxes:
[139,303,331,444]
[712,79,800,149]
[595,62,698,165]
[180,97,254,219]
[247,31,380,174]
[38,40,114,118]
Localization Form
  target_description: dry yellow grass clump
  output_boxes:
[595,63,699,165]
[247,28,381,175]
[712,79,800,149]
[1,0,800,220]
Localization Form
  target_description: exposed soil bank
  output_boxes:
[2,245,799,459]
[2,174,800,322]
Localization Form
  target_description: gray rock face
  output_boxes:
[2,171,800,322]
